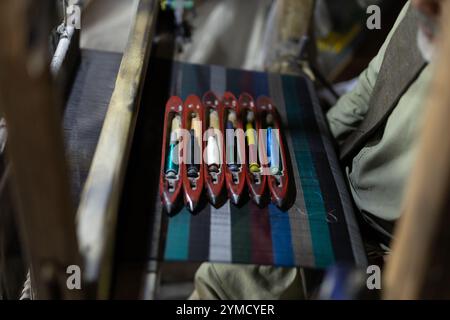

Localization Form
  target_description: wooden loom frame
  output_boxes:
[384,1,450,299]
[0,0,159,299]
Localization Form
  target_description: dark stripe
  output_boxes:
[170,61,181,96]
[210,65,227,97]
[227,69,255,264]
[230,202,252,263]
[252,71,270,97]
[181,63,210,98]
[249,202,273,265]
[226,68,253,96]
[282,76,335,268]
[296,78,354,263]
[188,206,211,261]
[268,204,295,266]
[196,64,211,93]
[183,63,212,260]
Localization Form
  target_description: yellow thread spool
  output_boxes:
[246,122,259,173]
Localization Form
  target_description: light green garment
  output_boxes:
[190,264,304,300]
[192,2,431,300]
[327,3,432,221]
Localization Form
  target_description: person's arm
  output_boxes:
[326,2,410,144]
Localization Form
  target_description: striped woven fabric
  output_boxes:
[162,62,367,269]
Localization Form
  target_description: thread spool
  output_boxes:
[226,111,239,172]
[165,144,178,179]
[165,115,181,178]
[188,126,199,178]
[228,111,237,127]
[208,109,221,174]
[170,115,181,143]
[210,109,220,130]
[246,114,259,173]
[267,126,280,175]
[266,113,274,126]
[192,114,202,152]
[207,135,220,173]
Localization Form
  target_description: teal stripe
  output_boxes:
[164,208,191,260]
[181,63,199,99]
[282,76,334,267]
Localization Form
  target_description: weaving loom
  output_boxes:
[0,0,374,298]
[151,60,367,270]
[62,55,366,282]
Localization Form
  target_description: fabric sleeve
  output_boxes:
[326,2,411,143]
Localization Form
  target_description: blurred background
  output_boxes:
[80,0,407,105]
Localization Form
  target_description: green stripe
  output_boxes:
[230,202,252,263]
[282,76,334,267]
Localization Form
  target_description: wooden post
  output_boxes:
[384,2,450,299]
[0,0,81,299]
[76,0,159,299]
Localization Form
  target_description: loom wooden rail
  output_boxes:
[384,1,450,299]
[76,0,159,298]
[0,0,81,299]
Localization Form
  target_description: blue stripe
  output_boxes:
[268,204,294,266]
[164,208,191,260]
[252,71,270,97]
[253,72,295,266]
[282,76,335,268]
